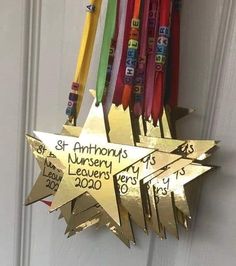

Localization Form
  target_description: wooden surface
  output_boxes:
[1,0,236,265]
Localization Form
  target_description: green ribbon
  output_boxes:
[96,0,117,104]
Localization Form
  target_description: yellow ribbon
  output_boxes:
[73,0,102,118]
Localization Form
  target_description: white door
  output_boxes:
[1,0,236,265]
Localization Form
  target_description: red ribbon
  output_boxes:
[144,0,159,119]
[113,0,135,106]
[121,0,142,109]
[169,2,180,108]
[133,0,151,116]
[152,0,171,125]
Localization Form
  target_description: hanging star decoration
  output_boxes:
[26,99,218,246]
[25,0,219,247]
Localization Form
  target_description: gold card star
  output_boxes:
[116,151,182,231]
[25,99,218,244]
[25,123,83,205]
[66,197,134,247]
[150,163,212,237]
[33,102,155,225]
[108,104,134,146]
[106,106,196,231]
[59,201,73,224]
[142,158,193,237]
[60,189,135,246]
[26,105,136,242]
[133,108,217,237]
[107,106,187,230]
[25,135,63,205]
[139,136,217,161]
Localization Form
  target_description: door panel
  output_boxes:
[0,1,29,266]
[1,0,236,265]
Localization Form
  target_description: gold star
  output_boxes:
[107,106,186,230]
[25,122,84,205]
[25,135,63,205]
[33,102,155,225]
[66,196,134,247]
[137,110,217,237]
[25,102,218,243]
[148,163,212,237]
[108,107,216,238]
[26,107,135,243]
[139,136,216,161]
[115,150,183,231]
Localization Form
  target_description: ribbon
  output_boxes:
[113,0,135,106]
[144,0,159,119]
[121,0,142,109]
[96,0,117,104]
[65,0,102,122]
[102,0,121,103]
[133,0,151,116]
[65,0,180,126]
[152,0,172,125]
[104,0,128,115]
[167,0,180,108]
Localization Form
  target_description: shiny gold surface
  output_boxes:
[117,151,181,230]
[25,124,83,205]
[144,159,192,237]
[150,163,212,236]
[66,196,134,246]
[60,201,73,224]
[108,104,134,146]
[173,140,217,160]
[25,135,63,205]
[33,102,154,225]
[61,125,81,137]
[26,101,218,245]
[139,137,216,163]
[138,135,185,153]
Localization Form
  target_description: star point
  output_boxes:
[33,103,155,225]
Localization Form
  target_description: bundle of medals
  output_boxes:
[26,0,218,247]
